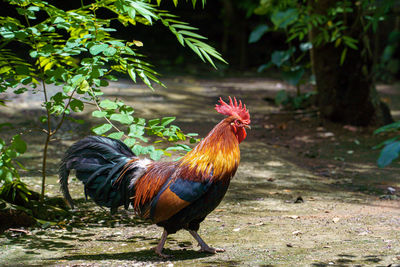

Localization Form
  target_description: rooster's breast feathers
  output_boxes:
[133,118,240,225]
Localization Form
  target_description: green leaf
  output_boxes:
[103,47,117,56]
[79,80,90,92]
[271,8,299,29]
[15,65,30,75]
[124,137,136,148]
[271,49,293,67]
[132,144,144,155]
[92,110,107,118]
[161,117,175,126]
[300,42,312,52]
[70,99,84,112]
[373,136,400,150]
[99,99,118,110]
[340,48,347,65]
[148,119,160,127]
[150,149,164,161]
[129,124,145,138]
[178,30,207,40]
[89,44,109,55]
[128,66,136,83]
[377,141,400,167]
[282,67,305,86]
[108,132,124,139]
[275,90,289,106]
[249,24,269,43]
[110,113,134,125]
[374,121,400,135]
[92,123,112,135]
[12,135,26,154]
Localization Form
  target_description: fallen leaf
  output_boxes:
[343,125,358,132]
[317,132,334,138]
[358,231,369,236]
[278,123,287,130]
[285,215,299,219]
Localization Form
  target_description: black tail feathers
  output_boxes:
[59,136,143,213]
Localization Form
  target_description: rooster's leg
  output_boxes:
[189,230,225,253]
[152,229,171,258]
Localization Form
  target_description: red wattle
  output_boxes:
[236,127,247,143]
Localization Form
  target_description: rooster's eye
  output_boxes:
[235,120,242,126]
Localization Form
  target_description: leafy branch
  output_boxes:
[1,0,219,200]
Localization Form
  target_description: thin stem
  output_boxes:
[41,80,52,201]
[89,87,128,138]
[21,5,49,202]
[53,88,78,134]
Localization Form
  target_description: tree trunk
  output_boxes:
[310,0,393,126]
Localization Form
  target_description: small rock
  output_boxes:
[317,132,334,138]
[388,187,396,195]
[292,230,301,235]
[233,228,241,232]
[358,231,369,236]
[286,243,293,247]
[332,217,340,223]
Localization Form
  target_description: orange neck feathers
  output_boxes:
[179,117,241,182]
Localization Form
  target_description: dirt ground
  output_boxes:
[0,77,399,266]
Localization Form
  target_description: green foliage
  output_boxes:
[374,121,400,167]
[250,0,395,109]
[0,135,27,185]
[375,30,400,82]
[248,24,269,43]
[0,179,31,204]
[274,90,316,110]
[0,0,223,199]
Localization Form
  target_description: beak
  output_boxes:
[244,125,251,130]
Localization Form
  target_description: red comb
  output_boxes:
[215,96,250,123]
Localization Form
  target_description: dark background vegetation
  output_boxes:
[1,1,397,78]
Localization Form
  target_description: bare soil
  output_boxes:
[0,77,399,266]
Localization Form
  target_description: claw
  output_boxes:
[189,230,225,254]
[199,245,225,254]
[152,246,173,258]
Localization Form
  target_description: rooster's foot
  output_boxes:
[189,230,225,254]
[151,246,173,258]
[152,229,172,258]
[199,245,225,254]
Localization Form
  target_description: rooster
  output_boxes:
[59,96,251,257]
